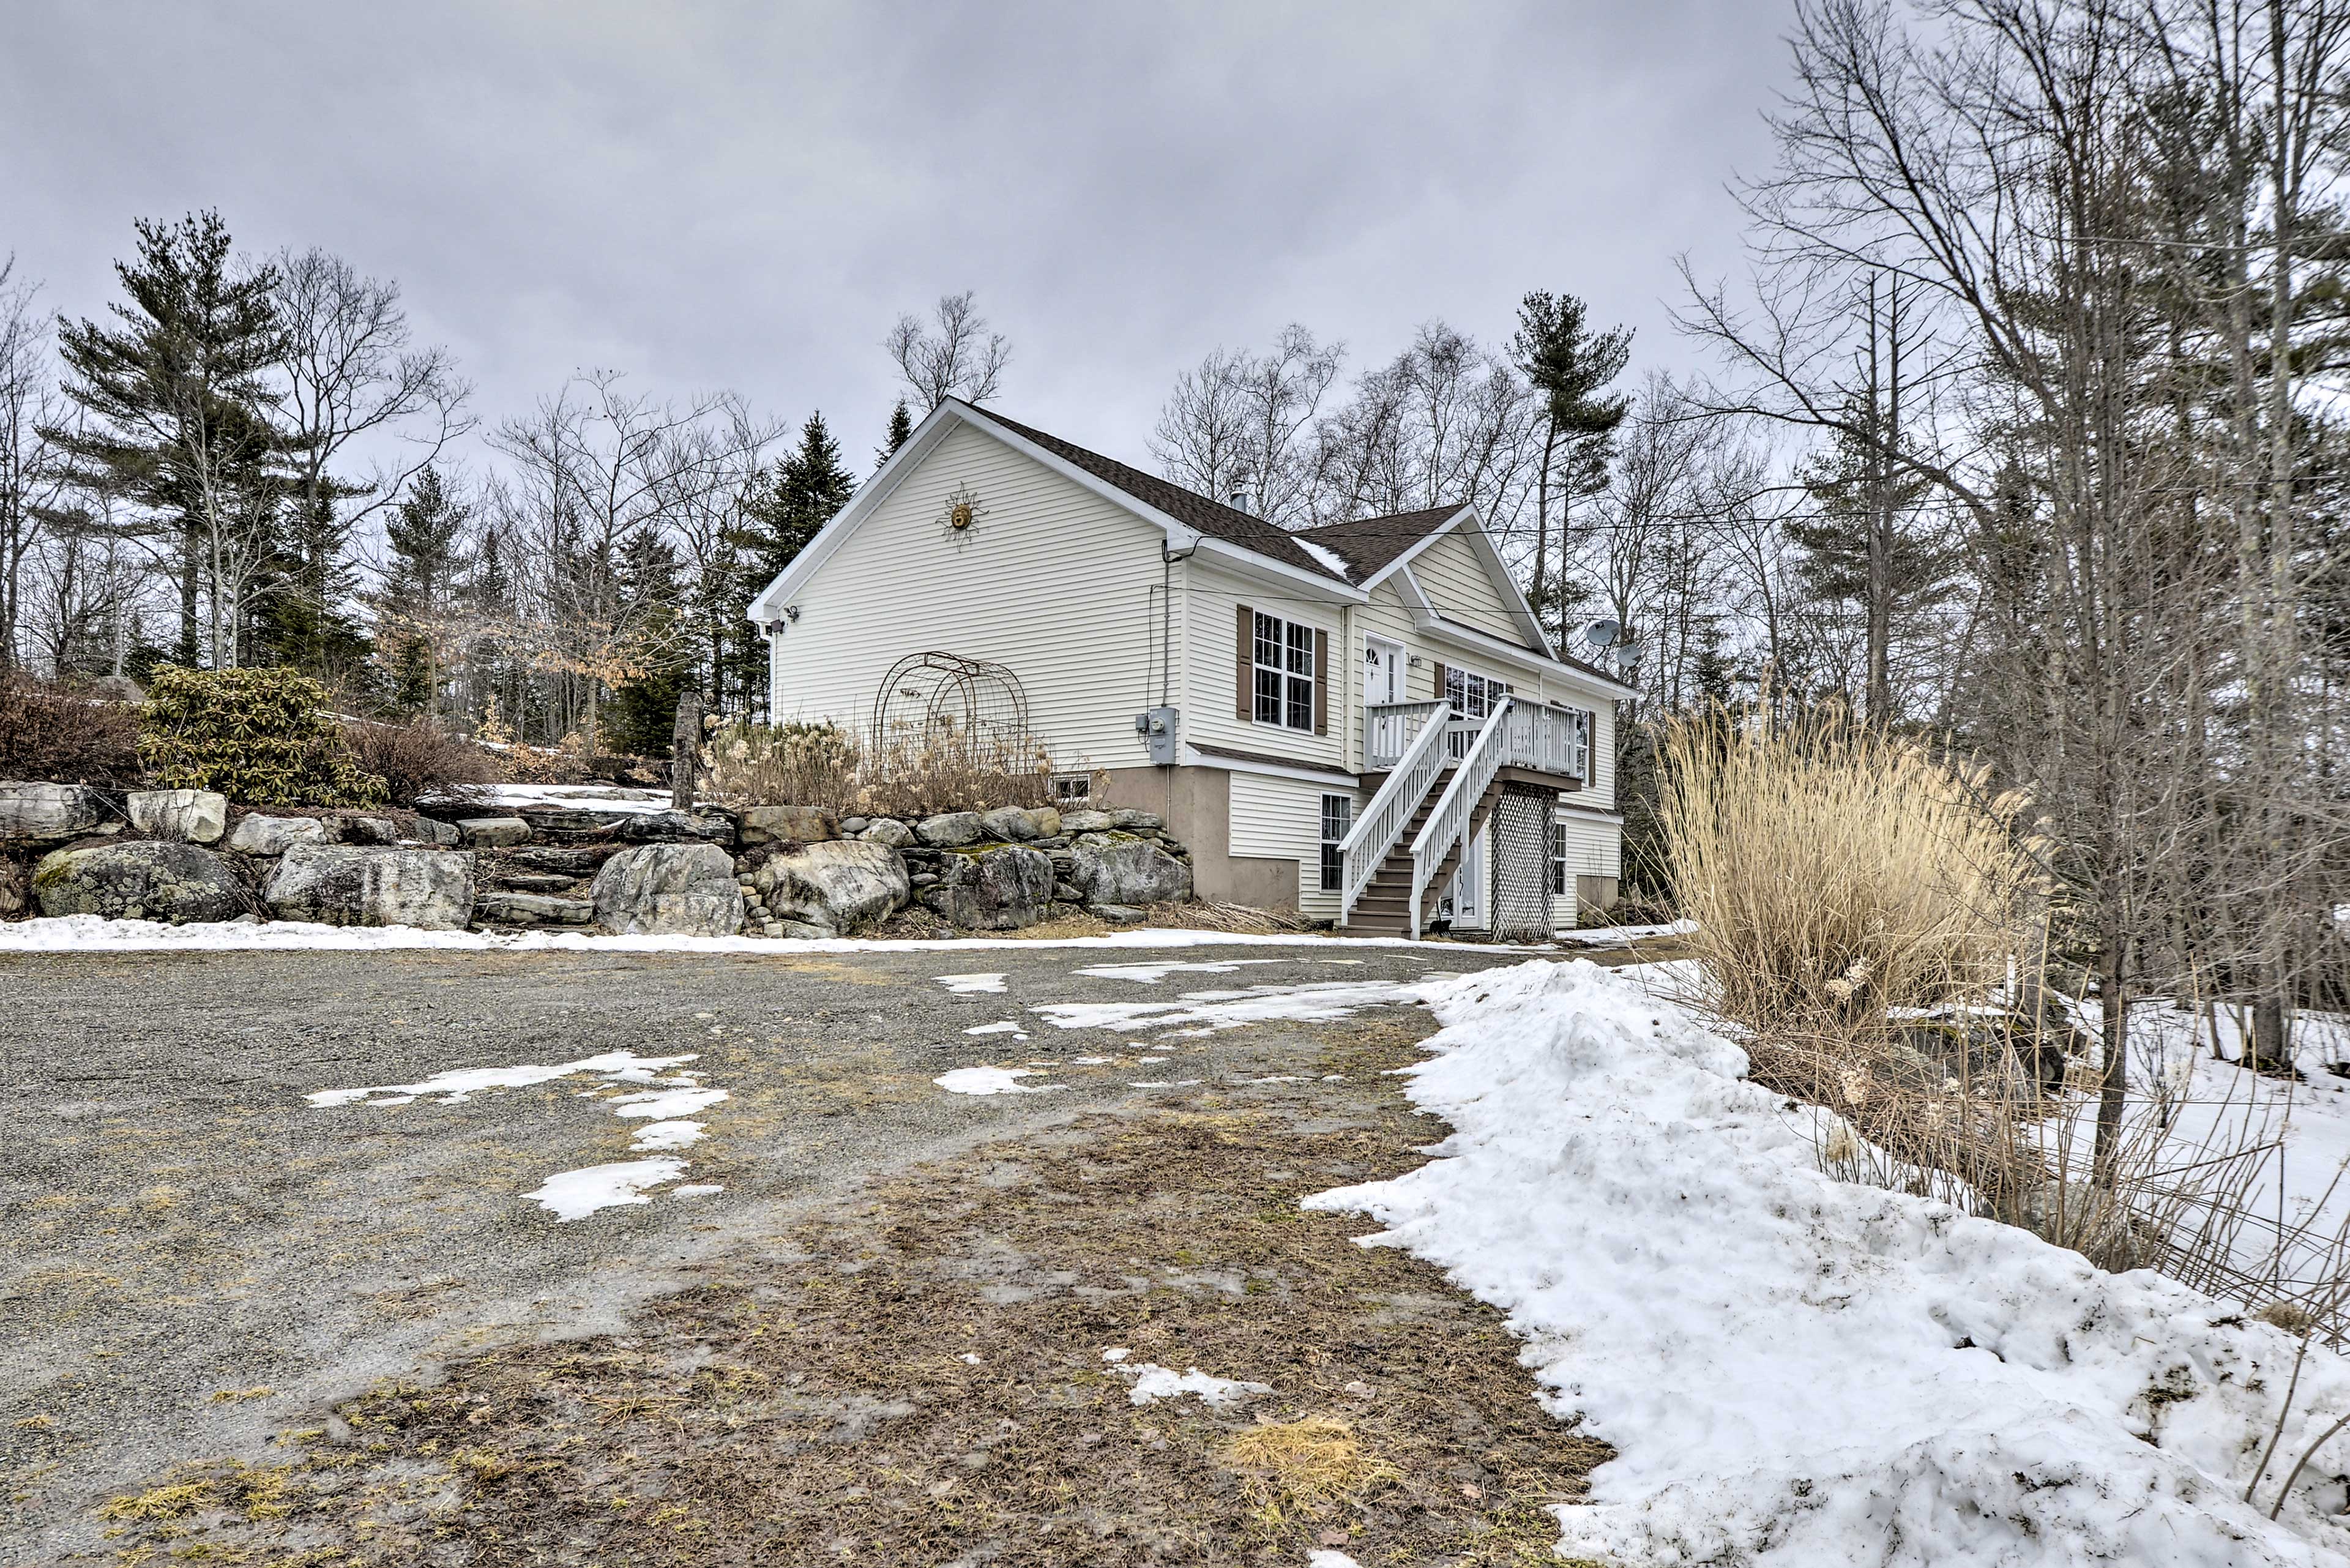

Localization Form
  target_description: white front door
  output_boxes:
[1367,638,1404,706]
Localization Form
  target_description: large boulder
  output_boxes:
[915,811,985,847]
[739,805,837,846]
[1058,808,1116,835]
[336,816,400,846]
[474,891,595,928]
[591,843,743,936]
[127,788,228,845]
[860,818,914,849]
[922,843,1054,931]
[752,840,909,936]
[456,816,531,847]
[0,856,25,918]
[0,783,103,842]
[263,845,476,930]
[32,841,246,924]
[613,809,736,846]
[1070,838,1192,906]
[225,815,329,857]
[979,805,1040,842]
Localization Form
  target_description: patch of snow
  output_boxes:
[524,1158,687,1221]
[1127,1079,1203,1089]
[1293,536,1354,580]
[606,1086,729,1120]
[1073,958,1291,984]
[307,1049,695,1107]
[1308,958,2350,1567]
[1137,1056,1167,1064]
[0,914,1513,957]
[671,1184,723,1199]
[958,1352,983,1365]
[472,782,674,815]
[934,1066,1058,1096]
[1070,1056,1116,1066]
[1119,1363,1274,1409]
[1552,917,1696,946]
[629,1120,706,1152]
[1307,1554,1363,1568]
[963,1021,1023,1034]
[937,971,1008,993]
[1100,1347,1130,1362]
[310,1050,728,1221]
[1033,978,1428,1035]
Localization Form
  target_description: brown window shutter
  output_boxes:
[1235,604,1254,720]
[1432,661,1446,709]
[1313,629,1329,735]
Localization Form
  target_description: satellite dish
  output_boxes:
[1583,619,1624,649]
[1617,640,1646,671]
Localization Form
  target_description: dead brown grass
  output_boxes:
[90,1014,1607,1566]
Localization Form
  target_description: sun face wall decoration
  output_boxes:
[936,482,989,543]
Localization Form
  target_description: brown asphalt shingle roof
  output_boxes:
[1292,506,1463,580]
[961,401,1352,583]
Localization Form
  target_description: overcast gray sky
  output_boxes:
[2,1,1794,471]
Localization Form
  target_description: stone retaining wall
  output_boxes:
[0,782,1195,938]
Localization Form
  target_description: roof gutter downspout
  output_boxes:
[1161,539,1198,709]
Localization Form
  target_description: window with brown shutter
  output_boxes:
[1313,629,1328,734]
[1234,603,1253,720]
[1431,662,1446,707]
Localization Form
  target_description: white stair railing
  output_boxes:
[1409,697,1514,939]
[1338,703,1452,923]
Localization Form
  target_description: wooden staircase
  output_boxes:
[1344,767,1503,937]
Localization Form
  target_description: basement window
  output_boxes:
[1319,794,1352,892]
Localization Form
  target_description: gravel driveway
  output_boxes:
[0,938,1545,1562]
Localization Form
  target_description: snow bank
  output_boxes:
[0,914,1506,957]
[1308,959,2350,1566]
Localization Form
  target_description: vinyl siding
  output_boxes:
[1229,769,1355,922]
[766,422,1165,772]
[1408,531,1523,643]
[1551,810,1622,879]
[1176,559,1348,772]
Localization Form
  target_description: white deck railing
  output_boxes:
[1338,704,1452,921]
[1365,700,1447,770]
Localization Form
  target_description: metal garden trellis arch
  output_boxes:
[870,652,1032,749]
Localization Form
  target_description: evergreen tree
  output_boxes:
[726,413,857,712]
[606,526,692,756]
[375,465,472,715]
[50,212,286,666]
[1514,291,1632,644]
[875,397,913,472]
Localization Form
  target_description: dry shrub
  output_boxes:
[342,718,500,807]
[1659,701,2042,1028]
[1223,1416,1396,1524]
[0,671,144,785]
[699,718,1073,816]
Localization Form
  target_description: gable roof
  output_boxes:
[964,403,1351,584]
[1290,506,1462,581]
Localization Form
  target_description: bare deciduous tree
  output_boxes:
[885,290,1010,413]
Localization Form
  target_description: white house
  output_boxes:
[747,398,1633,936]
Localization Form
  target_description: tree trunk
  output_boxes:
[671,690,703,809]
[2092,939,2128,1185]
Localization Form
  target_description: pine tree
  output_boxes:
[50,212,286,666]
[1514,292,1632,646]
[875,398,913,472]
[727,413,857,712]
[375,465,472,715]
[607,526,692,755]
